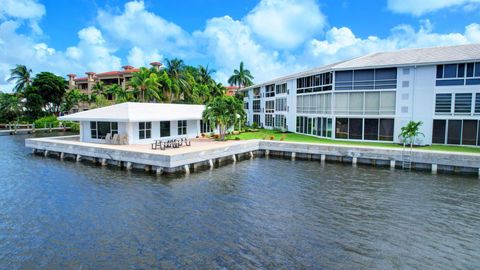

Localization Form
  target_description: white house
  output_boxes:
[242,43,480,146]
[59,102,212,144]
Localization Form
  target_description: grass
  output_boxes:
[226,129,480,154]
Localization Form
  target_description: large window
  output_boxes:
[139,122,151,139]
[476,93,480,114]
[276,83,287,94]
[90,121,118,139]
[335,68,397,90]
[275,115,287,129]
[349,118,363,139]
[253,100,261,112]
[265,100,275,113]
[297,93,331,114]
[454,93,472,114]
[265,84,275,97]
[435,94,452,114]
[335,118,349,139]
[435,119,480,145]
[379,119,394,141]
[160,121,171,137]
[437,62,480,86]
[333,91,395,115]
[253,87,261,98]
[253,114,261,126]
[244,102,249,110]
[364,119,379,140]
[178,120,187,135]
[265,114,274,127]
[275,97,287,111]
[296,72,333,94]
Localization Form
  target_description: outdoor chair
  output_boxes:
[121,134,129,145]
[105,133,112,144]
[112,134,119,144]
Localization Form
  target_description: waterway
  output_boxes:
[1,133,479,269]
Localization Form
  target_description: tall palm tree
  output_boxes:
[7,65,32,95]
[0,93,22,122]
[106,84,132,103]
[91,81,105,97]
[165,58,191,102]
[197,65,215,85]
[202,95,245,140]
[228,61,254,89]
[128,67,161,102]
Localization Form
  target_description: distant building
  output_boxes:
[241,43,480,146]
[225,86,240,96]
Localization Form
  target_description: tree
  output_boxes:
[106,84,133,103]
[7,65,32,95]
[91,81,105,97]
[399,121,424,149]
[129,67,162,102]
[62,89,87,112]
[228,61,254,89]
[0,93,22,122]
[165,58,191,102]
[31,72,67,115]
[202,95,245,140]
[23,86,44,120]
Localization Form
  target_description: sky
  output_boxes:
[1,0,480,92]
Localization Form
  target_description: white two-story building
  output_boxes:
[242,44,480,146]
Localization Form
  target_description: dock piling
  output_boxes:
[432,164,438,174]
[390,160,396,169]
[291,152,296,160]
[125,162,132,170]
[101,158,107,166]
[60,152,65,160]
[44,150,49,157]
[184,165,190,174]
[76,155,81,162]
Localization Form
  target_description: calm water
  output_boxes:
[0,134,479,269]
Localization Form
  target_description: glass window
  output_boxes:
[274,115,286,129]
[379,119,394,141]
[476,63,480,77]
[435,94,452,114]
[349,92,364,115]
[178,120,187,135]
[462,120,477,145]
[139,122,151,139]
[365,92,380,115]
[265,84,275,97]
[253,114,261,126]
[476,93,480,113]
[436,65,444,78]
[98,122,111,139]
[375,68,397,80]
[447,120,461,145]
[326,118,333,137]
[90,121,97,139]
[380,92,396,115]
[454,93,472,114]
[436,79,464,86]
[467,63,474,77]
[364,119,379,140]
[335,118,348,139]
[253,88,261,98]
[432,120,446,144]
[349,118,363,139]
[160,121,170,137]
[443,64,457,78]
[265,114,274,127]
[265,100,275,113]
[354,69,374,81]
[275,83,287,94]
[253,100,261,112]
[275,97,287,111]
[336,71,353,82]
[335,93,349,114]
[458,64,465,77]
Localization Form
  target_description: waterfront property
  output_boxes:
[241,43,480,147]
[58,102,209,145]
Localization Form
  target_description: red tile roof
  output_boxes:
[74,77,87,81]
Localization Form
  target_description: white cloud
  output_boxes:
[78,27,105,45]
[0,0,45,20]
[387,0,480,16]
[127,46,163,67]
[245,0,326,49]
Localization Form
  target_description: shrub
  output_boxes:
[63,121,79,133]
[269,136,275,140]
[34,115,58,128]
[235,137,240,140]
[280,135,286,141]
[251,122,258,129]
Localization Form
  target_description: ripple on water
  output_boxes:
[0,134,479,269]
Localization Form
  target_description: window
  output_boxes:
[160,121,171,137]
[476,93,480,113]
[265,114,274,127]
[253,100,261,112]
[253,114,261,126]
[296,72,332,93]
[335,93,349,114]
[454,93,472,114]
[364,119,379,140]
[275,83,287,94]
[435,94,452,114]
[365,92,380,115]
[139,122,151,139]
[335,118,349,139]
[432,120,446,144]
[178,120,187,135]
[90,121,118,139]
[265,84,275,97]
[444,64,457,78]
[275,97,287,111]
[462,120,477,145]
[253,87,261,98]
[349,92,363,115]
[244,102,249,110]
[265,100,275,113]
[379,119,394,141]
[349,118,363,139]
[436,63,480,86]
[379,92,396,115]
[467,63,474,77]
[447,120,461,145]
[335,68,396,90]
[275,115,286,129]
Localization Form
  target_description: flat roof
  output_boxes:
[59,102,205,122]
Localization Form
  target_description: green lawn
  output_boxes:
[226,129,480,154]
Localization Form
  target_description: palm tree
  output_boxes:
[228,61,254,89]
[7,65,32,95]
[128,67,161,102]
[62,89,87,112]
[197,65,215,85]
[165,58,191,102]
[106,84,132,103]
[0,93,22,122]
[399,121,425,150]
[91,81,105,97]
[202,95,245,140]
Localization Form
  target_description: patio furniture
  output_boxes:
[120,134,129,145]
[112,134,119,144]
[105,133,112,144]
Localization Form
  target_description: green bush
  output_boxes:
[63,121,79,132]
[34,115,58,128]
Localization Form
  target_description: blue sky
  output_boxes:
[1,0,480,91]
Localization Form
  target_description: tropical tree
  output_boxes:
[129,67,162,101]
[399,121,425,149]
[62,89,87,112]
[91,81,105,97]
[197,65,215,85]
[228,61,254,89]
[0,93,22,122]
[7,65,32,95]
[202,95,245,140]
[106,84,133,103]
[31,72,67,115]
[165,58,191,101]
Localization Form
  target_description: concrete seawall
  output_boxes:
[26,136,480,176]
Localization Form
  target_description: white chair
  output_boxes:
[105,133,112,144]
[112,134,119,144]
